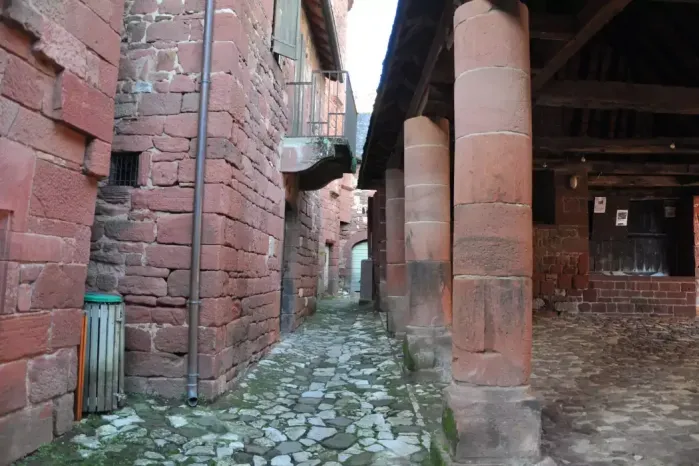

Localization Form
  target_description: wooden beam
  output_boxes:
[405,1,452,119]
[537,159,699,175]
[530,14,575,41]
[650,0,699,3]
[531,0,634,93]
[536,137,699,154]
[536,81,699,115]
[588,175,699,187]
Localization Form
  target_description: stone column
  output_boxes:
[435,1,546,464]
[403,116,452,379]
[385,168,407,335]
[377,187,388,311]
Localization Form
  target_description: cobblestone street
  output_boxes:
[16,301,699,466]
[18,300,441,466]
[534,314,699,466]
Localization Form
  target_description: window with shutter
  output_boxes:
[273,0,301,59]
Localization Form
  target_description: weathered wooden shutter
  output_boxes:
[273,0,301,59]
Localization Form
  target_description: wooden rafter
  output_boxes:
[588,175,699,187]
[536,137,699,154]
[536,81,699,115]
[530,13,575,41]
[531,0,634,93]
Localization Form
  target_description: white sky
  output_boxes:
[347,0,398,113]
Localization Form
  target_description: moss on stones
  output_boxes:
[402,339,416,372]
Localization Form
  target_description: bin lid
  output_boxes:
[84,292,123,304]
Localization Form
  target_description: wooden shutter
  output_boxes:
[273,0,301,59]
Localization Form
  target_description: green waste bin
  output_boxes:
[82,293,125,413]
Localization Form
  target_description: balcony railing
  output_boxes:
[287,70,358,157]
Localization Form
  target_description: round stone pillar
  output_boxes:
[434,1,547,465]
[385,168,408,335]
[403,116,452,378]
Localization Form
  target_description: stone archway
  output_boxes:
[341,230,368,292]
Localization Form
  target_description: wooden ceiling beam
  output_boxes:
[531,0,634,93]
[530,14,575,41]
[536,137,699,154]
[588,175,699,187]
[536,80,699,114]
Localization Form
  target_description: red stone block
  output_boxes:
[130,0,158,14]
[454,134,532,206]
[117,116,165,135]
[125,326,151,352]
[0,97,20,137]
[0,359,27,416]
[146,20,190,42]
[118,276,167,297]
[153,326,187,353]
[0,313,51,362]
[0,138,36,232]
[104,219,156,242]
[200,297,236,327]
[156,213,226,245]
[590,303,606,313]
[659,282,682,292]
[404,185,449,223]
[582,289,597,302]
[540,280,555,296]
[30,160,97,226]
[53,71,114,142]
[126,306,152,323]
[151,161,178,186]
[50,309,83,349]
[453,203,532,277]
[404,146,450,188]
[0,402,53,465]
[146,244,191,269]
[557,274,573,290]
[125,351,185,377]
[139,93,183,116]
[84,138,111,178]
[112,135,153,152]
[178,159,233,184]
[578,303,591,313]
[27,348,77,403]
[151,307,186,325]
[673,305,697,318]
[169,75,197,93]
[66,1,121,65]
[131,187,194,213]
[9,108,86,165]
[178,41,240,74]
[32,264,86,310]
[404,222,451,262]
[153,137,189,153]
[1,55,50,110]
[167,269,228,297]
[454,67,531,139]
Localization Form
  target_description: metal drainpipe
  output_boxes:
[186,0,214,407]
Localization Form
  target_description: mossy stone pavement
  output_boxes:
[18,299,445,466]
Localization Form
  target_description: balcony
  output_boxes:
[281,70,358,191]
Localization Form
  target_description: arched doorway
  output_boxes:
[350,241,368,295]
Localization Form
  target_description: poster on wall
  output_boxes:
[616,209,629,226]
[665,206,677,218]
[594,197,607,213]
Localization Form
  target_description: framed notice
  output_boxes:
[665,206,676,218]
[594,197,606,214]
[616,209,629,226]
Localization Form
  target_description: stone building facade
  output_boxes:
[0,0,358,462]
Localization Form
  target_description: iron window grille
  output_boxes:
[109,152,140,187]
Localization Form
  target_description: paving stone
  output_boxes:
[321,433,357,450]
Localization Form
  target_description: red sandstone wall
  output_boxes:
[574,275,696,317]
[533,170,589,312]
[87,0,291,400]
[0,0,122,462]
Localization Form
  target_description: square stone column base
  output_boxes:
[386,295,408,336]
[403,326,452,382]
[431,384,552,465]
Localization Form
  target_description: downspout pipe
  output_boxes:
[186,0,214,407]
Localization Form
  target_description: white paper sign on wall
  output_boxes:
[616,209,628,226]
[594,197,606,214]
